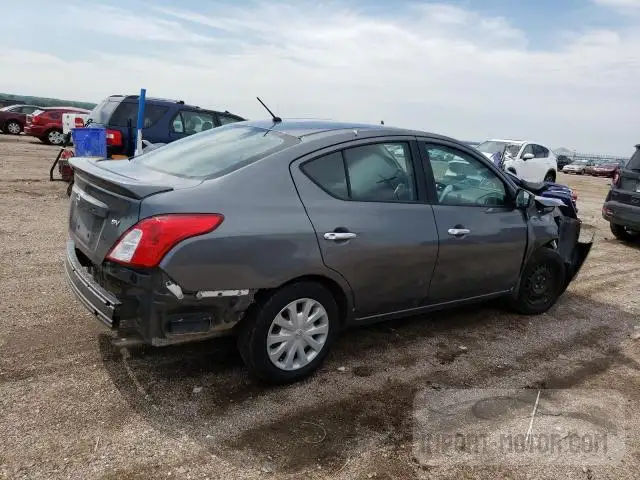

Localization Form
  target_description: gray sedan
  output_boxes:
[65,120,591,384]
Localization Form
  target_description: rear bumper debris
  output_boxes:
[65,240,255,346]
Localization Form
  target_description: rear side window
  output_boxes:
[171,110,216,134]
[302,142,417,202]
[138,125,299,179]
[47,112,62,120]
[110,102,168,128]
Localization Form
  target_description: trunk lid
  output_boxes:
[68,157,201,265]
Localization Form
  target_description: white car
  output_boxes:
[475,139,558,183]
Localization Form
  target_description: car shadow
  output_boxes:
[99,292,639,475]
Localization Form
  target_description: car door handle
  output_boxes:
[324,232,357,241]
[448,228,470,236]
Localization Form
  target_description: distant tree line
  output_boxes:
[0,92,96,110]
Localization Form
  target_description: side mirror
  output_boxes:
[522,153,534,160]
[515,189,533,209]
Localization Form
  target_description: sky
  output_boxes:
[1,0,639,155]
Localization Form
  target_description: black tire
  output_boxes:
[510,248,566,315]
[237,282,339,384]
[610,222,638,242]
[544,171,556,182]
[4,120,22,135]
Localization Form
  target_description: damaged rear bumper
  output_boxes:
[65,240,254,346]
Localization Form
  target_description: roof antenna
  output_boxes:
[257,97,282,123]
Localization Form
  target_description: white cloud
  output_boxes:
[593,0,640,7]
[0,1,638,155]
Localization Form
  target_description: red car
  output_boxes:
[0,104,41,135]
[584,160,622,178]
[24,106,91,145]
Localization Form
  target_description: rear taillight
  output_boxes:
[106,129,122,146]
[74,117,85,128]
[571,190,578,201]
[31,115,43,125]
[106,214,224,268]
[612,170,620,186]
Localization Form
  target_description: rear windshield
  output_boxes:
[87,99,168,128]
[627,148,640,171]
[87,99,120,125]
[137,124,300,179]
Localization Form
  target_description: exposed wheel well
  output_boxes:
[545,170,556,181]
[254,275,350,327]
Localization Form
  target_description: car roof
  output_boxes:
[106,95,243,118]
[242,118,455,142]
[42,106,90,111]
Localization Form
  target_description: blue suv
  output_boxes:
[85,95,245,157]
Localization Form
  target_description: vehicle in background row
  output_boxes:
[65,119,592,384]
[475,139,558,183]
[24,106,91,145]
[556,155,572,171]
[62,112,90,136]
[85,95,245,158]
[602,146,639,242]
[0,104,41,134]
[562,159,593,175]
[584,159,623,178]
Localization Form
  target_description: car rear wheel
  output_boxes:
[610,222,639,242]
[5,120,22,135]
[543,171,556,182]
[510,248,566,315]
[45,129,64,145]
[238,282,339,384]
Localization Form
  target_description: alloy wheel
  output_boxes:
[266,298,329,371]
[6,121,21,135]
[48,130,64,145]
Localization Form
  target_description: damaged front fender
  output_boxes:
[517,196,594,296]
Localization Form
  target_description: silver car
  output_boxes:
[562,159,593,174]
[65,120,591,384]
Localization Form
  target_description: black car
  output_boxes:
[85,95,245,157]
[602,145,640,242]
[556,155,572,171]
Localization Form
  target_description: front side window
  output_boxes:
[425,144,508,207]
[302,143,417,202]
[533,145,549,158]
[520,144,534,157]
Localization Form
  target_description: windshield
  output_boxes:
[137,124,300,179]
[571,159,589,165]
[476,141,521,157]
[0,105,16,112]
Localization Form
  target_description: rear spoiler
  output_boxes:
[69,157,173,200]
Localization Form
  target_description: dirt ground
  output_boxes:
[0,135,638,480]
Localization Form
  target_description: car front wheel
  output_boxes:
[510,248,566,315]
[238,282,339,384]
[543,171,556,182]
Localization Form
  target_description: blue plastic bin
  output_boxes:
[72,127,107,158]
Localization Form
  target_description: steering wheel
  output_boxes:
[476,191,504,206]
[439,184,454,203]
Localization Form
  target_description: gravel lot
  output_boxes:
[0,135,639,480]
